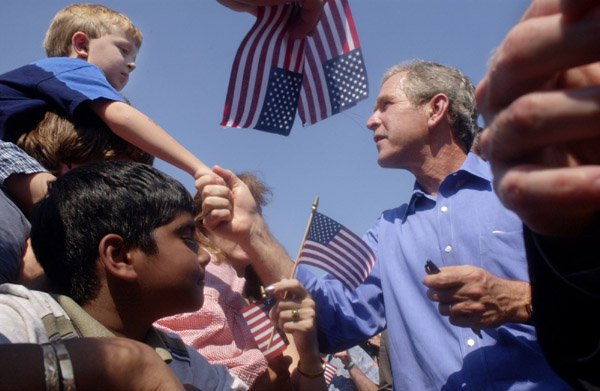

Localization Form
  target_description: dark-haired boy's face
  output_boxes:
[132,212,209,319]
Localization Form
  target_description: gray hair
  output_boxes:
[382,60,479,151]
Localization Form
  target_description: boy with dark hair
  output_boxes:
[0,161,247,390]
[0,3,212,188]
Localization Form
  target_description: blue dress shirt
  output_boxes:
[296,153,570,391]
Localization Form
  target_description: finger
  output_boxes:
[426,287,461,304]
[494,164,600,222]
[201,209,233,231]
[264,279,309,301]
[291,0,324,39]
[482,86,600,163]
[422,266,470,289]
[478,9,600,120]
[195,173,226,194]
[278,307,316,333]
[519,0,560,21]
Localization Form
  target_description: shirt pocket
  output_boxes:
[478,230,528,281]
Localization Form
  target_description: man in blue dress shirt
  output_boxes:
[197,60,570,390]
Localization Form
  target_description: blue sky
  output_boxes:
[1,0,529,256]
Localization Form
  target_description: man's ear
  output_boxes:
[71,31,90,59]
[98,234,137,282]
[427,93,449,128]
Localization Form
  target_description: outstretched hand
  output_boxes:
[475,0,600,236]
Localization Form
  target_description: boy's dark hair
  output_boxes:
[30,160,194,304]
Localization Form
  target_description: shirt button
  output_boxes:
[445,245,452,253]
[467,338,475,347]
[441,206,448,213]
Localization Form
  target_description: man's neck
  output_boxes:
[413,143,468,196]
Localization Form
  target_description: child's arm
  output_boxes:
[91,100,212,180]
[1,141,55,214]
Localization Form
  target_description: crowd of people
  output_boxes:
[0,0,598,390]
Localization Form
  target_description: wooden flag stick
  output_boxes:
[266,195,319,350]
[289,195,319,280]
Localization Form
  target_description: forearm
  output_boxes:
[291,340,327,391]
[0,338,185,391]
[92,100,211,178]
[243,217,294,285]
[347,365,379,391]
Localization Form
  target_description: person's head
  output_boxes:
[17,111,154,176]
[43,3,142,91]
[30,161,208,317]
[194,172,272,270]
[367,60,478,168]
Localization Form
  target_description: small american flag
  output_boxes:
[324,361,337,385]
[241,300,288,360]
[297,212,375,291]
[221,0,368,135]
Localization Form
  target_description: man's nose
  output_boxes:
[366,112,381,131]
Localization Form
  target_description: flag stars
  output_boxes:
[323,48,369,113]
[257,66,302,134]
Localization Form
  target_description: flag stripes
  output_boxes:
[241,300,288,360]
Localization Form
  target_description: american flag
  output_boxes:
[324,361,337,385]
[297,212,375,291]
[221,0,368,135]
[240,300,288,360]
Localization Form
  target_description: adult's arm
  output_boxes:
[0,338,186,391]
[199,166,384,350]
[198,166,294,286]
[333,350,379,391]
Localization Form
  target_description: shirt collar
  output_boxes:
[54,294,173,363]
[404,152,491,218]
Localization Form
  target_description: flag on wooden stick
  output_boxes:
[296,211,375,290]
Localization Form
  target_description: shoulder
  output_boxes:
[156,329,248,391]
[0,284,63,343]
[32,57,101,73]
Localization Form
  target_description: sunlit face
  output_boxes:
[133,212,210,318]
[86,27,138,91]
[366,72,429,169]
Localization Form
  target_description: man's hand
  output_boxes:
[422,265,531,329]
[475,0,600,236]
[217,0,324,39]
[197,165,261,238]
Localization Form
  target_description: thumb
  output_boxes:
[211,165,241,189]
